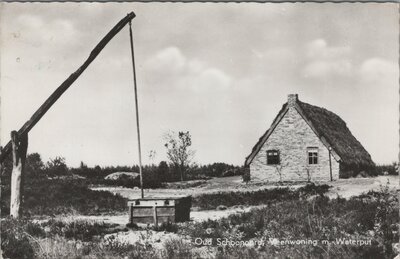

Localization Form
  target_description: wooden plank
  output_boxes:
[131,207,174,216]
[130,216,174,224]
[127,201,175,207]
[0,12,136,163]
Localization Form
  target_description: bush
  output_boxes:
[242,169,250,183]
[45,156,70,178]
[376,163,398,176]
[193,184,331,210]
[181,190,398,258]
[1,178,127,217]
[1,218,44,259]
[42,219,116,241]
[152,221,179,233]
[162,238,193,259]
[298,183,331,197]
[339,163,378,178]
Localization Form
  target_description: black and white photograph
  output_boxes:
[0,2,399,258]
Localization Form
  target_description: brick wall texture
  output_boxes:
[249,105,340,182]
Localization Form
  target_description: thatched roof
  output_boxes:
[245,96,374,168]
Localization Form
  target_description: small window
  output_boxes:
[267,150,280,165]
[308,147,318,164]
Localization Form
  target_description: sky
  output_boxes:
[0,3,398,167]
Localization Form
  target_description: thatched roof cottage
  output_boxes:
[245,94,375,181]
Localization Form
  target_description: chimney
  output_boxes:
[287,94,298,107]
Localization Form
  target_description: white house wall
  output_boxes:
[250,106,340,182]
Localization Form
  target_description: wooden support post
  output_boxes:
[153,206,158,227]
[329,147,333,182]
[129,204,133,224]
[0,145,3,256]
[10,131,28,218]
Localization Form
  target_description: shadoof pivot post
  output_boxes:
[329,146,333,181]
[0,145,3,252]
[128,20,144,199]
[10,131,28,218]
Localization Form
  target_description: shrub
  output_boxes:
[181,190,398,259]
[298,183,331,197]
[190,163,244,178]
[162,238,193,259]
[45,156,70,178]
[1,178,127,217]
[339,163,378,178]
[242,169,250,183]
[42,219,115,242]
[376,163,398,176]
[152,221,179,233]
[1,218,44,259]
[193,184,330,210]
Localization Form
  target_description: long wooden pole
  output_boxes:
[128,21,144,198]
[0,12,136,163]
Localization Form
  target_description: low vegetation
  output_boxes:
[193,183,330,210]
[181,186,398,258]
[1,152,398,258]
[1,178,127,217]
[376,163,398,176]
[1,186,397,258]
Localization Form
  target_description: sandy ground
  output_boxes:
[68,205,265,226]
[326,175,398,198]
[91,176,304,199]
[91,175,398,200]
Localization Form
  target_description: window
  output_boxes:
[308,147,318,164]
[267,150,280,165]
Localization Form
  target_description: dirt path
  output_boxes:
[67,205,264,226]
[326,175,398,198]
[91,175,398,200]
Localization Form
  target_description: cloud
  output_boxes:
[306,39,351,60]
[303,60,353,78]
[145,46,186,75]
[359,58,398,85]
[12,14,78,49]
[143,46,231,93]
[302,39,353,79]
[190,68,231,93]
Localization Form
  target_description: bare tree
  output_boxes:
[163,131,195,181]
[293,167,312,182]
[306,167,311,183]
[274,164,283,183]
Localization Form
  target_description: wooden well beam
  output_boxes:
[0,12,136,163]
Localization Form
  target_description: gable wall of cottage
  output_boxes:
[249,106,340,181]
